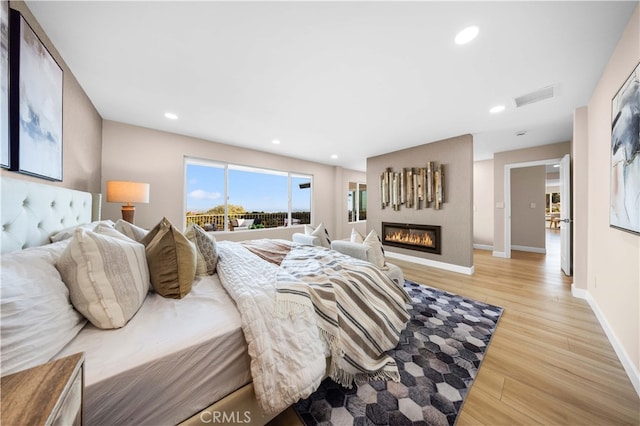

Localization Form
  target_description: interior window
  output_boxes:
[348,182,367,222]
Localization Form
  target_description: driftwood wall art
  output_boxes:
[380,162,444,210]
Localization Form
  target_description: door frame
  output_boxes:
[504,157,563,259]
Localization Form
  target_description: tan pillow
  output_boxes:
[141,217,196,299]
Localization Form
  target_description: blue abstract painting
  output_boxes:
[0,1,8,168]
[10,10,62,181]
[611,62,640,235]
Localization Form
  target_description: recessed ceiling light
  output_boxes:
[490,105,505,114]
[455,26,479,45]
[272,139,281,145]
[553,164,560,168]
[164,112,178,120]
[330,154,338,159]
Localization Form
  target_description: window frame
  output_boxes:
[184,157,313,231]
[348,181,367,223]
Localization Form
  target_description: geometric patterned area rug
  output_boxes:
[294,280,504,426]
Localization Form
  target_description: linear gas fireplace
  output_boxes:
[382,222,441,254]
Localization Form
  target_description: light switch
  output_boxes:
[496,202,504,209]
[530,202,536,209]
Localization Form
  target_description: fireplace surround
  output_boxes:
[382,222,441,254]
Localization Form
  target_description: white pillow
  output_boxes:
[304,223,331,248]
[364,230,386,268]
[49,220,115,243]
[350,228,364,243]
[1,240,86,376]
[57,224,150,329]
[115,219,148,242]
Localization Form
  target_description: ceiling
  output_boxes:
[27,1,636,171]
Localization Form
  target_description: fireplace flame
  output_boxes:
[385,230,434,247]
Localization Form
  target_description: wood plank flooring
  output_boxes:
[270,232,640,425]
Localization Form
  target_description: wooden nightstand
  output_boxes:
[1,352,84,425]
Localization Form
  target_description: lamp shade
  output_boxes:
[106,181,150,204]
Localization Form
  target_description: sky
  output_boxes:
[186,163,311,213]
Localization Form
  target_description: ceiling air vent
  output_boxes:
[514,85,555,108]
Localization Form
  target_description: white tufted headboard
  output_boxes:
[1,176,102,253]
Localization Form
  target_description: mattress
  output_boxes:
[54,274,251,426]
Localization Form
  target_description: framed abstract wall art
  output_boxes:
[610,62,639,235]
[9,9,63,181]
[0,1,9,168]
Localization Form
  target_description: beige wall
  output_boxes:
[573,106,589,292]
[585,6,639,378]
[367,134,474,268]
[510,166,546,251]
[473,159,494,247]
[493,141,571,255]
[1,2,102,192]
[101,121,360,239]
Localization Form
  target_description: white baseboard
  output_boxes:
[473,244,493,251]
[385,251,474,275]
[571,283,640,398]
[492,251,507,258]
[570,283,589,299]
[511,245,546,254]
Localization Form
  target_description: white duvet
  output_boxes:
[215,241,327,415]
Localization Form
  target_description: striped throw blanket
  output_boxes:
[276,244,411,387]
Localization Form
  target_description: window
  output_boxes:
[348,182,367,222]
[185,158,312,231]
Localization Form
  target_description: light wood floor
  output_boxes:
[270,232,640,425]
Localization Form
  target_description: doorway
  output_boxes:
[504,156,571,275]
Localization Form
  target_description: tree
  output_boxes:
[206,204,246,215]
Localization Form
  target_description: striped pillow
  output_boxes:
[304,223,331,248]
[57,224,150,329]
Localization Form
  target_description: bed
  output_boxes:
[0,176,409,425]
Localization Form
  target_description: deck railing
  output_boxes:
[185,212,311,231]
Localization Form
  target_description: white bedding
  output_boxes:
[55,274,251,426]
[215,241,328,415]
